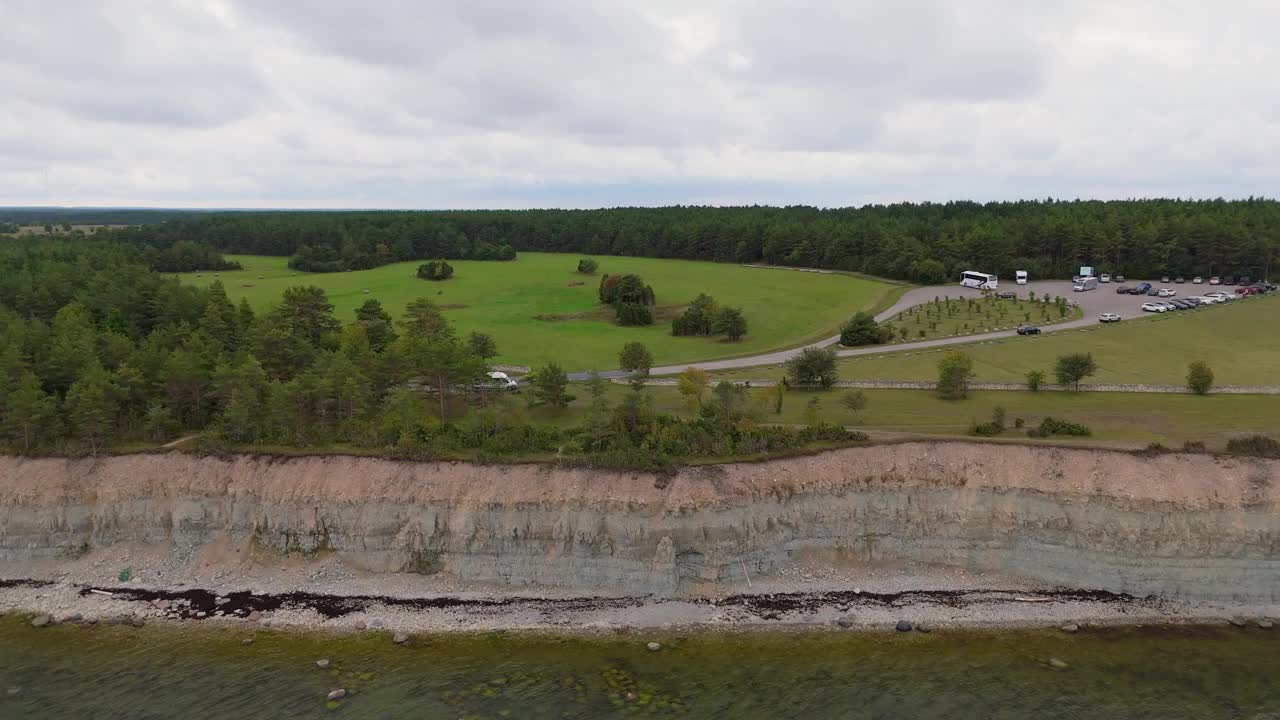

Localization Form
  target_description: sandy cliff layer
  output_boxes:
[1,443,1277,602]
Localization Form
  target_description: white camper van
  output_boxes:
[1015,270,1028,285]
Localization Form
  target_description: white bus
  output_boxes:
[960,271,998,289]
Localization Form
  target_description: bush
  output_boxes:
[1031,416,1092,437]
[1025,370,1045,392]
[529,363,574,409]
[712,307,748,341]
[1225,435,1280,458]
[1014,417,1025,429]
[839,312,890,346]
[577,258,598,274]
[970,420,1003,437]
[416,260,454,281]
[1186,360,1214,395]
[785,347,839,388]
[615,303,654,326]
[1182,440,1207,453]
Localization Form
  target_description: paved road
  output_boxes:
[568,278,1181,379]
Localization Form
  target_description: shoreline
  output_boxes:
[4,576,1276,637]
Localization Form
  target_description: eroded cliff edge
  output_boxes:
[1,442,1277,602]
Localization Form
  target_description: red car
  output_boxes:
[1235,286,1261,296]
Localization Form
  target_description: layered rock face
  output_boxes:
[1,443,1277,601]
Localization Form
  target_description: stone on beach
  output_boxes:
[30,614,51,628]
[1060,623,1080,634]
[895,620,912,632]
[393,632,409,644]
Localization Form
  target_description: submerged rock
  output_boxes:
[646,642,661,652]
[316,659,330,668]
[836,616,853,629]
[131,617,146,628]
[895,621,912,632]
[1229,617,1248,627]
[1257,619,1274,629]
[1048,658,1069,669]
[326,689,346,701]
[241,638,253,645]
[392,632,409,645]
[1060,624,1080,634]
[6,687,20,697]
[30,615,51,628]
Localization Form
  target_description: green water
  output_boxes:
[1,617,1278,719]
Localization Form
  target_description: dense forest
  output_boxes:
[92,200,1280,281]
[0,237,855,463]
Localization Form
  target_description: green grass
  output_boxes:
[881,294,1080,342]
[179,253,898,370]
[525,383,1280,449]
[715,294,1280,387]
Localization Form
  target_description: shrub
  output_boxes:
[1225,435,1280,458]
[577,258,599,274]
[1025,370,1045,392]
[416,260,454,281]
[991,406,1007,431]
[529,363,574,409]
[1186,360,1214,395]
[1182,440,1207,453]
[496,244,517,261]
[672,294,720,336]
[1033,416,1092,437]
[712,307,748,341]
[839,312,890,346]
[970,420,1003,437]
[785,347,839,388]
[1014,417,1025,429]
[615,302,654,326]
[936,351,974,400]
[841,389,867,418]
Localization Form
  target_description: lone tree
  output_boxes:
[839,312,889,346]
[1054,352,1097,391]
[1186,360,1214,395]
[577,258,598,274]
[466,331,498,361]
[618,341,654,377]
[841,389,868,420]
[1025,369,1045,392]
[530,363,574,408]
[936,351,975,400]
[785,347,839,389]
[712,306,747,341]
[676,366,711,410]
[416,260,454,281]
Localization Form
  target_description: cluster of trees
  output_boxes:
[88,200,1280,282]
[671,294,747,341]
[598,273,656,326]
[416,260,454,281]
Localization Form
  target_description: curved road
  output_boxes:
[568,278,1173,379]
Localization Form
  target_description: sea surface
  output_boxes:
[2,616,1278,719]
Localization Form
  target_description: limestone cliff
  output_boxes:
[1,443,1277,601]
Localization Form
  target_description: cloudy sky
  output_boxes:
[2,1,1277,208]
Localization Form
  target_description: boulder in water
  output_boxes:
[316,659,331,669]
[1230,617,1248,627]
[1060,623,1080,634]
[1048,658,1069,669]
[326,689,346,701]
[895,620,912,632]
[1257,619,1274,629]
[646,642,662,652]
[30,615,51,628]
[393,632,409,645]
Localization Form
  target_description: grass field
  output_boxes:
[880,293,1080,342]
[715,293,1280,387]
[179,253,901,369]
[518,383,1280,449]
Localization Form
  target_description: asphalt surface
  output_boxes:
[568,277,1201,379]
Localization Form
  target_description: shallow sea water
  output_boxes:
[1,617,1278,719]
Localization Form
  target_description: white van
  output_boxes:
[485,371,520,392]
[1015,270,1028,285]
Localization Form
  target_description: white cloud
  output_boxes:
[0,0,1277,207]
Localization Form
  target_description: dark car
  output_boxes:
[1115,275,1127,283]
[1016,325,1041,335]
[1133,282,1153,294]
[1224,276,1237,285]
[1239,276,1251,286]
[1146,287,1161,296]
[1171,299,1194,309]
[997,291,1016,299]
[1114,285,1131,294]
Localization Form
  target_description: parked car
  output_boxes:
[1016,325,1041,335]
[1205,292,1234,302]
[1159,301,1181,311]
[1161,275,1171,283]
[1239,276,1251,286]
[1192,276,1203,284]
[1224,276,1237,285]
[1100,273,1112,283]
[1236,286,1261,296]
[1157,288,1177,297]
[1172,299,1195,309]
[1209,276,1221,285]
[1174,276,1185,284]
[1132,282,1152,294]
[1114,275,1126,283]
[1098,313,1121,323]
[1141,302,1168,313]
[1146,287,1161,296]
[997,291,1016,299]
[1114,285,1131,294]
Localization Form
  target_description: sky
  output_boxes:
[1,0,1277,209]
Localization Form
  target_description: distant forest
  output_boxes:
[84,200,1279,281]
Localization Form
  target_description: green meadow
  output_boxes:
[180,253,901,369]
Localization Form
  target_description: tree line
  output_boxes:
[90,199,1280,282]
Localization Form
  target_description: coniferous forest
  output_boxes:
[85,199,1280,281]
